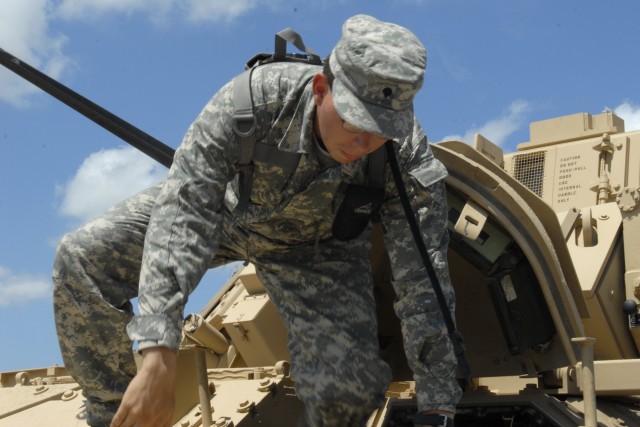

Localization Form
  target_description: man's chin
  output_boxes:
[340,150,360,163]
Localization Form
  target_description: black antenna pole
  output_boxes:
[0,47,175,168]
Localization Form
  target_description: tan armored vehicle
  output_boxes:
[1,47,639,426]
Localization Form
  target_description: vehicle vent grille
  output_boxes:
[510,151,546,197]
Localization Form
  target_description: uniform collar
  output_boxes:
[276,82,367,178]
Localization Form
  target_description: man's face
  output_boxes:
[312,73,388,164]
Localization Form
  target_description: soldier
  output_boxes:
[53,14,462,427]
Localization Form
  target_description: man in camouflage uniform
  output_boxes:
[53,14,462,427]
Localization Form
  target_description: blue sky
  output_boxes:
[1,0,640,372]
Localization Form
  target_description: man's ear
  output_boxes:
[312,73,329,105]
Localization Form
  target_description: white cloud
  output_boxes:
[0,0,70,107]
[441,100,531,146]
[1,0,265,107]
[613,101,640,132]
[56,0,174,23]
[56,0,261,23]
[0,266,51,306]
[57,0,151,17]
[182,0,259,23]
[58,146,167,223]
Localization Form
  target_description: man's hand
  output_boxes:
[111,347,177,427]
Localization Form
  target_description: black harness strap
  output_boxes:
[232,68,258,212]
[232,27,322,213]
[274,28,321,63]
[385,140,471,381]
[368,144,386,191]
[254,141,301,170]
[231,27,389,239]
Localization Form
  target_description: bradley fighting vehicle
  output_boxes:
[1,43,640,427]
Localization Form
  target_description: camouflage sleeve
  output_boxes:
[380,120,461,409]
[380,120,448,281]
[126,80,240,353]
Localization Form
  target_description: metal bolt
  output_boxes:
[237,400,254,413]
[33,385,48,395]
[61,389,78,401]
[258,378,274,392]
[180,421,191,427]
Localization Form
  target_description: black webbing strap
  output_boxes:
[385,140,471,381]
[232,68,257,212]
[245,28,322,70]
[254,141,301,170]
[413,413,452,427]
[368,145,386,191]
[232,26,321,212]
[274,28,321,63]
[233,69,257,163]
[231,67,301,212]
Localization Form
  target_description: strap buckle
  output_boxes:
[413,412,451,427]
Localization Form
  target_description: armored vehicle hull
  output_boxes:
[2,110,640,426]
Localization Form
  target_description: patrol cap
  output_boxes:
[330,14,426,139]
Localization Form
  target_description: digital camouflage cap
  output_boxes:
[330,14,427,139]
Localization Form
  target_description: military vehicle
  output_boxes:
[1,46,640,426]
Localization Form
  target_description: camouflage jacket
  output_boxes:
[127,62,448,353]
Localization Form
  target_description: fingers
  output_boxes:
[111,408,138,427]
[110,409,124,427]
[110,408,131,427]
[111,410,171,427]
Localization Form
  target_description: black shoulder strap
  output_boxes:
[384,140,471,382]
[232,68,258,212]
[367,146,386,191]
[244,28,322,70]
[274,28,321,63]
[231,27,320,212]
[232,69,301,212]
[232,65,303,171]
[231,27,387,214]
[233,68,257,167]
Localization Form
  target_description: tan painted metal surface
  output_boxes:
[3,111,640,426]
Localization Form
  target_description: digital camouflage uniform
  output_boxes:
[53,14,462,427]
